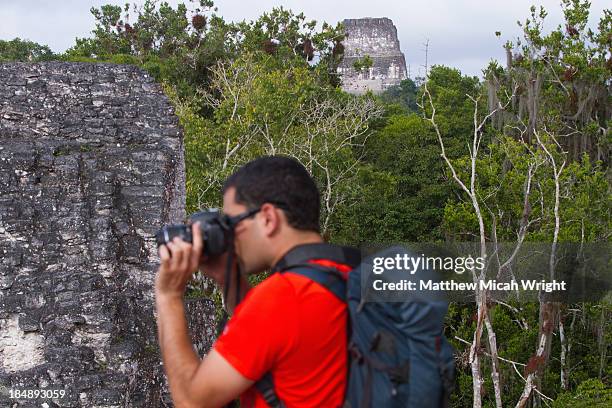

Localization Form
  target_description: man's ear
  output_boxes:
[259,203,282,236]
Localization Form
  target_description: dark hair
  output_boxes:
[222,156,320,232]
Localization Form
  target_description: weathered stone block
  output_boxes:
[0,62,214,406]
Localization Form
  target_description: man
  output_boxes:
[155,156,352,407]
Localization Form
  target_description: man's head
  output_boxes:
[221,156,322,273]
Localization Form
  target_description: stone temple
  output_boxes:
[0,62,215,406]
[338,17,408,94]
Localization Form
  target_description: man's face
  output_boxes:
[222,187,268,274]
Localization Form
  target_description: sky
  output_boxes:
[0,0,609,78]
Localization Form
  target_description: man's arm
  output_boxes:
[155,223,253,407]
[156,292,253,407]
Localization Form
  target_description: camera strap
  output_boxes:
[216,235,242,337]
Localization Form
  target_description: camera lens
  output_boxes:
[155,209,231,257]
[189,209,230,257]
[155,224,193,247]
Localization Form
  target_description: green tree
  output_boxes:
[421,65,482,142]
[553,379,612,407]
[352,54,373,73]
[64,0,233,99]
[231,6,346,88]
[485,0,611,163]
[172,52,382,233]
[0,38,56,62]
[379,78,419,113]
[422,2,611,406]
[64,1,346,98]
[334,113,449,243]
[332,66,479,244]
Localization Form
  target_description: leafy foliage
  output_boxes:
[0,38,56,62]
[484,0,611,163]
[352,54,373,72]
[174,52,382,233]
[553,379,612,407]
[378,78,419,113]
[435,1,610,405]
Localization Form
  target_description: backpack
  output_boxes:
[255,243,456,408]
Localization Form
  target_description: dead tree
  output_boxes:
[421,80,575,407]
[419,83,515,408]
[199,55,383,231]
[515,128,566,408]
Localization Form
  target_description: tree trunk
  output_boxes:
[471,294,486,408]
[559,313,569,390]
[484,310,503,408]
[598,307,607,379]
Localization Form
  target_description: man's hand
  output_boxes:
[154,221,253,407]
[156,222,202,298]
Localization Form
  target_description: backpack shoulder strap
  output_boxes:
[254,244,359,406]
[255,372,286,408]
[272,243,361,273]
[281,263,347,302]
[254,264,346,407]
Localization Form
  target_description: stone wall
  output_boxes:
[0,62,215,407]
[338,17,408,94]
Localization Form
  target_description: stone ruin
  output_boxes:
[338,17,408,94]
[0,62,215,407]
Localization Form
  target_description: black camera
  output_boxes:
[155,209,231,257]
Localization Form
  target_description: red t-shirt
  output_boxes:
[213,260,350,407]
